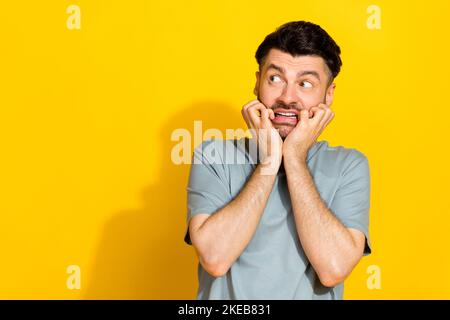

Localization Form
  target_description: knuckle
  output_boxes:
[242,100,257,110]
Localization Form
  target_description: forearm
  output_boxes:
[284,158,360,286]
[196,163,277,273]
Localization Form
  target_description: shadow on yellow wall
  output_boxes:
[83,100,246,299]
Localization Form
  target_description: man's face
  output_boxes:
[254,48,336,139]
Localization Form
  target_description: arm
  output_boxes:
[189,99,282,277]
[283,104,365,287]
[284,157,366,287]
[190,162,277,277]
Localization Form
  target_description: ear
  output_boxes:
[253,71,260,96]
[325,82,336,106]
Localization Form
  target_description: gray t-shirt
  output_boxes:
[184,137,371,300]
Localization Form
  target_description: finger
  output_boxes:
[321,110,335,128]
[242,99,262,113]
[244,100,270,129]
[242,100,261,126]
[309,107,319,118]
[261,108,272,128]
[317,107,334,129]
[299,109,310,122]
[246,102,266,117]
[310,106,326,121]
[242,100,260,120]
[268,108,275,120]
[319,102,331,109]
[317,103,331,116]
[247,104,265,117]
[241,108,251,126]
[247,104,264,127]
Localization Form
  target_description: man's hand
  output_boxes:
[241,99,283,174]
[283,103,334,162]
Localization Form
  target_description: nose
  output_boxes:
[277,82,300,107]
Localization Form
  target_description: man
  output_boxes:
[184,21,371,299]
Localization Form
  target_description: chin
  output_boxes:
[273,124,294,139]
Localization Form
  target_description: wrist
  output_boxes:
[257,157,282,176]
[283,149,307,165]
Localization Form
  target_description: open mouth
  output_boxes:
[274,112,298,120]
[273,112,299,125]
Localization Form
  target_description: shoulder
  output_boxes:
[193,138,244,165]
[315,140,369,176]
[316,140,368,162]
[195,138,239,151]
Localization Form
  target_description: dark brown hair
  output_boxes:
[255,21,342,79]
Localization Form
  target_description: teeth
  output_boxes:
[275,112,297,118]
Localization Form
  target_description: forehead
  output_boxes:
[262,48,329,76]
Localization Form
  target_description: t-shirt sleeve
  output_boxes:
[330,150,372,255]
[184,140,232,245]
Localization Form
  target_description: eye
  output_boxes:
[300,80,313,88]
[269,75,282,83]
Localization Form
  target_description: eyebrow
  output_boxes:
[266,63,321,81]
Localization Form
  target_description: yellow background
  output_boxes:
[1,0,449,299]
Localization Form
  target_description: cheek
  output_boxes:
[302,92,324,107]
[261,82,286,97]
[259,84,279,104]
